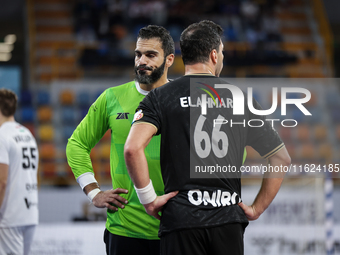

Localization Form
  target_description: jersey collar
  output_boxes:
[135,81,149,96]
[184,73,215,76]
[1,121,17,128]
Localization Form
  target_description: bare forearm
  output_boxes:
[252,177,284,215]
[83,182,100,195]
[0,164,8,209]
[125,148,150,189]
[124,123,156,189]
[239,147,291,220]
[0,183,6,208]
[252,148,290,215]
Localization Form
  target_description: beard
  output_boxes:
[134,59,166,85]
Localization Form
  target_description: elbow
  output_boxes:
[278,155,291,167]
[268,147,291,167]
[0,180,7,191]
[281,148,291,166]
[66,140,72,157]
[124,143,138,162]
[284,154,291,166]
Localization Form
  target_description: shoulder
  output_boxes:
[0,130,6,142]
[0,132,9,155]
[96,81,136,98]
[103,81,137,99]
[152,76,187,94]
[21,124,36,141]
[108,81,136,93]
[0,123,12,137]
[0,124,12,146]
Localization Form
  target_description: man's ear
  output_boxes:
[210,49,218,64]
[166,54,175,68]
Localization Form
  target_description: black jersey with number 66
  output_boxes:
[133,75,284,236]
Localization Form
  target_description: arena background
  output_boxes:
[0,0,340,254]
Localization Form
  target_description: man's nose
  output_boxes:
[139,55,148,65]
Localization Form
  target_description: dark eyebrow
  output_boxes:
[134,50,159,55]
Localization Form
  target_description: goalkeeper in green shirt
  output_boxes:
[66,25,175,255]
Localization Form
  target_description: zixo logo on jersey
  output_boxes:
[188,189,241,207]
[116,112,129,119]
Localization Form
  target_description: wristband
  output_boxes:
[87,188,101,202]
[77,172,98,190]
[134,180,157,204]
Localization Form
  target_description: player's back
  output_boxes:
[138,75,249,235]
[0,121,39,227]
[147,75,247,191]
[137,74,284,236]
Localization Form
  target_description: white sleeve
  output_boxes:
[0,136,9,165]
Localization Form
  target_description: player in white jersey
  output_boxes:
[0,89,39,255]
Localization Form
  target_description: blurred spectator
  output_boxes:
[149,1,167,25]
[74,0,97,44]
[262,9,282,43]
[225,23,239,42]
[74,0,297,69]
[240,0,260,29]
[128,0,153,27]
[217,0,240,15]
[246,23,266,48]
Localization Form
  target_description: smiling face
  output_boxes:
[134,38,167,85]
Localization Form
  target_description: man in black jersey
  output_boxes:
[125,20,291,255]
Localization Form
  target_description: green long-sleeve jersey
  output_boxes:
[66,81,164,240]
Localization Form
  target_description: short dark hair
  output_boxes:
[180,20,223,65]
[137,25,175,57]
[0,88,17,117]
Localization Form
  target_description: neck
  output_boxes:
[0,115,15,127]
[139,72,169,91]
[185,63,215,76]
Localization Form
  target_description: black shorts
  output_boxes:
[104,229,160,255]
[160,223,245,255]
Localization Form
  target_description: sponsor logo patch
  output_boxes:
[133,109,143,122]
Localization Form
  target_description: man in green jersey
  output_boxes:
[66,25,175,255]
